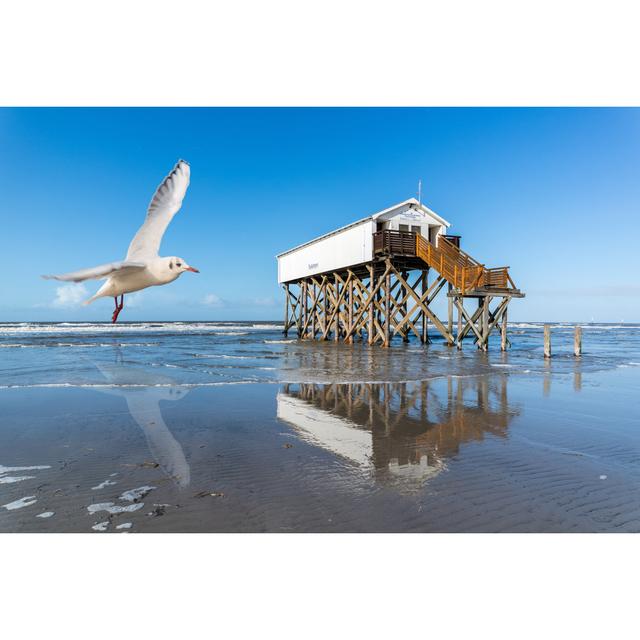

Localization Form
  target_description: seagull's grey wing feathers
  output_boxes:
[42,260,146,283]
[126,160,190,260]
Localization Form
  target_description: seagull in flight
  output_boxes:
[43,160,199,322]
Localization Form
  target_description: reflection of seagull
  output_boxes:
[42,160,199,323]
[92,362,191,488]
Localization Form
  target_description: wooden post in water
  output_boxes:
[574,325,582,357]
[544,324,551,358]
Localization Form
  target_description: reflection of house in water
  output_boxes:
[91,361,191,488]
[277,376,519,492]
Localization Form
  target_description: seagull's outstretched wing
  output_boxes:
[42,260,146,282]
[126,160,191,260]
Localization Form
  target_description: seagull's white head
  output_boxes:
[166,256,199,277]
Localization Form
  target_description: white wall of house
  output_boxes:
[277,200,450,284]
[375,205,447,244]
[278,219,374,283]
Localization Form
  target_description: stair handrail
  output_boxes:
[415,234,515,293]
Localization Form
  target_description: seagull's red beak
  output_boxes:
[186,266,199,273]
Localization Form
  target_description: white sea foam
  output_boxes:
[87,502,145,515]
[214,331,250,336]
[0,322,284,336]
[0,464,51,474]
[0,475,36,484]
[116,522,133,530]
[194,353,253,360]
[264,339,295,344]
[92,521,110,531]
[3,496,37,510]
[509,323,636,331]
[0,381,257,389]
[0,341,156,348]
[118,486,156,502]
[92,478,117,490]
[0,344,40,348]
[36,511,55,518]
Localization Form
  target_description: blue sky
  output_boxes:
[0,107,638,322]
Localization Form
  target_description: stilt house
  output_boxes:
[276,198,523,350]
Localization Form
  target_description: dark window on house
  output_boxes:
[399,224,409,232]
[411,225,421,235]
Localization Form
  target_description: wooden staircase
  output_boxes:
[415,235,516,294]
[372,230,518,295]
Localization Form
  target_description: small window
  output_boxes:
[411,225,421,235]
[399,224,409,232]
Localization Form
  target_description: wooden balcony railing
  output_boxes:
[374,230,516,294]
[373,230,416,256]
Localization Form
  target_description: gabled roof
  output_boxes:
[370,197,451,226]
[276,198,451,258]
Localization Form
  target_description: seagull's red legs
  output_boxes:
[112,295,124,323]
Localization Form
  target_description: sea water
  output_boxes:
[1,321,639,532]
[1,320,639,388]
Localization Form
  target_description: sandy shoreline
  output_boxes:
[1,365,639,533]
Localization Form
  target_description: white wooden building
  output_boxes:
[276,196,522,351]
[276,198,450,284]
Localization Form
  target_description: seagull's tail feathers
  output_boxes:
[83,281,112,306]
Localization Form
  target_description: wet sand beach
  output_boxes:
[1,321,639,532]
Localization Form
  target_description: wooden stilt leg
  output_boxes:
[475,298,482,350]
[347,278,353,344]
[421,269,428,344]
[482,296,490,351]
[400,271,409,343]
[296,283,302,337]
[383,270,391,348]
[368,265,374,345]
[319,283,327,340]
[457,295,463,349]
[302,281,308,338]
[283,284,289,337]
[501,303,508,351]
[334,275,340,342]
[310,283,316,339]
[447,283,453,346]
